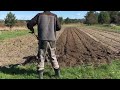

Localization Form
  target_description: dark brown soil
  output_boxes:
[0,27,120,67]
[56,27,119,67]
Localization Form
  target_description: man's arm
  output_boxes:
[56,15,61,31]
[27,13,39,33]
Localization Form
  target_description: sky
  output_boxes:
[0,11,88,20]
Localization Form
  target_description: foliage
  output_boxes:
[4,12,17,30]
[85,11,98,25]
[98,11,110,24]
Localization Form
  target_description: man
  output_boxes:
[27,11,61,79]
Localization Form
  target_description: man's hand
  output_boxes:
[27,22,35,33]
[31,30,34,34]
[28,28,34,34]
[29,31,34,34]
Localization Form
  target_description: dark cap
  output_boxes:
[44,11,50,12]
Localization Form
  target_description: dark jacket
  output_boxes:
[27,11,61,41]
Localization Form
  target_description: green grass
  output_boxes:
[0,29,38,41]
[0,59,120,79]
[0,30,29,40]
[83,24,120,33]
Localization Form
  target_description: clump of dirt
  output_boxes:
[56,27,119,67]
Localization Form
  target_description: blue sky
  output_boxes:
[0,11,88,20]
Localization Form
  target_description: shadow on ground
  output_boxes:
[0,56,53,78]
[22,55,38,65]
[0,66,36,75]
[0,56,37,75]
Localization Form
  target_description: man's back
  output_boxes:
[27,11,61,41]
[38,11,57,41]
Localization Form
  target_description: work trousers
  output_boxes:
[37,40,59,71]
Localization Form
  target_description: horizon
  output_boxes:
[0,11,88,20]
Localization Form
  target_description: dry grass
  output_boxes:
[0,26,28,31]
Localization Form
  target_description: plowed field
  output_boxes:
[0,27,120,67]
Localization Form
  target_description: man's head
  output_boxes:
[44,11,50,12]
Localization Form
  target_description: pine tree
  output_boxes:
[4,12,17,30]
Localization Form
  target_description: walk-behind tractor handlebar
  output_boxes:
[29,31,39,40]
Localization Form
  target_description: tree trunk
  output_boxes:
[10,26,12,30]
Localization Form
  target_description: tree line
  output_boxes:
[58,17,84,24]
[1,11,120,30]
[1,12,83,30]
[85,11,120,25]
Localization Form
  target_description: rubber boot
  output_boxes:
[38,70,44,79]
[54,68,61,78]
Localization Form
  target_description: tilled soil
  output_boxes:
[78,27,120,54]
[0,34,38,66]
[0,27,120,67]
[56,27,120,67]
[0,28,65,67]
